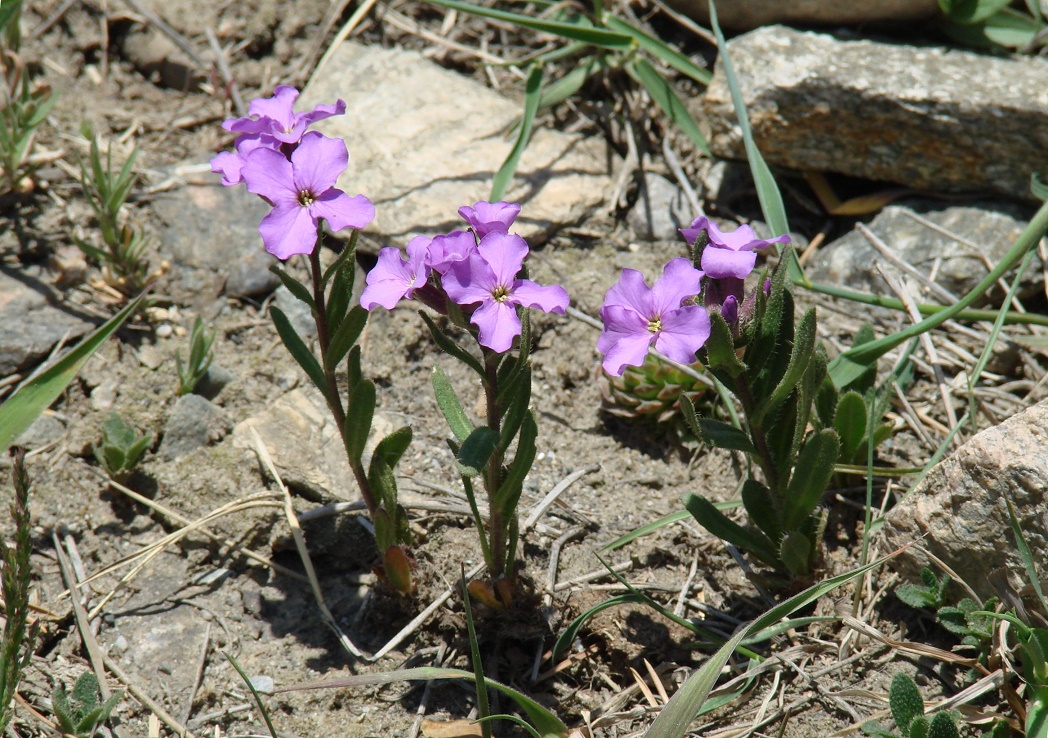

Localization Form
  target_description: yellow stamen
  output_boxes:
[647,317,662,333]
[299,190,315,207]
[492,285,509,302]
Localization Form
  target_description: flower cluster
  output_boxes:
[210,86,374,260]
[360,201,569,354]
[597,217,789,376]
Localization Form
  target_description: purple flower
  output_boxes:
[360,236,432,310]
[459,201,521,238]
[426,230,477,274]
[210,134,278,186]
[442,232,569,353]
[239,131,375,260]
[680,216,790,280]
[597,258,710,376]
[224,85,346,145]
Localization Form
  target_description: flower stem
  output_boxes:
[482,349,507,579]
[734,374,780,493]
[308,235,379,517]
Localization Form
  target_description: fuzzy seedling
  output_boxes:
[52,672,122,738]
[861,673,963,738]
[93,413,152,482]
[896,568,952,611]
[176,317,216,396]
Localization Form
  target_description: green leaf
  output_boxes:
[626,57,710,155]
[420,311,485,378]
[600,510,692,552]
[344,379,376,463]
[605,15,711,85]
[708,0,794,280]
[704,312,745,379]
[643,551,898,738]
[538,56,603,109]
[456,426,499,478]
[860,721,897,738]
[498,365,532,452]
[889,674,924,734]
[0,1,22,35]
[782,429,840,531]
[491,63,543,203]
[372,426,413,472]
[124,433,153,468]
[461,574,492,738]
[52,684,76,733]
[0,294,144,454]
[269,265,316,310]
[325,254,356,330]
[683,494,781,570]
[741,479,780,542]
[909,717,930,738]
[270,307,327,392]
[432,366,474,443]
[697,418,756,453]
[224,651,281,738]
[938,0,1013,24]
[834,391,868,462]
[927,711,960,738]
[758,306,816,426]
[493,410,537,513]
[368,453,398,513]
[423,0,632,50]
[325,305,368,371]
[778,532,812,576]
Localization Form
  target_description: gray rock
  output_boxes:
[232,388,395,502]
[808,202,1038,304]
[15,414,65,449]
[154,183,273,295]
[0,271,93,377]
[302,42,611,243]
[158,395,229,461]
[273,286,316,339]
[225,249,280,298]
[701,27,1048,200]
[627,173,691,241]
[668,0,938,30]
[193,364,235,400]
[883,399,1048,602]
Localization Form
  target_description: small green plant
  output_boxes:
[938,0,1047,52]
[895,567,953,611]
[0,50,57,195]
[862,673,964,738]
[0,448,37,735]
[76,125,155,295]
[52,672,122,738]
[600,355,715,441]
[176,317,216,396]
[93,413,152,482]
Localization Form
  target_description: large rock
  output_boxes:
[0,271,93,377]
[302,42,611,243]
[883,400,1048,602]
[808,202,1039,303]
[701,27,1048,200]
[667,0,939,30]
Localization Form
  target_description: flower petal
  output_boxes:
[360,247,419,310]
[700,246,757,280]
[442,253,498,306]
[294,99,347,130]
[291,132,348,194]
[602,268,654,319]
[210,150,244,186]
[653,305,711,364]
[247,85,298,132]
[509,280,569,314]
[258,204,318,260]
[405,235,433,269]
[597,305,654,376]
[309,190,375,232]
[477,232,528,286]
[679,215,710,245]
[240,148,299,206]
[426,230,477,274]
[650,258,704,314]
[471,300,521,353]
[459,200,521,237]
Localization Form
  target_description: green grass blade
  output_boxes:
[708,0,799,282]
[1004,492,1048,615]
[423,0,633,49]
[225,652,280,738]
[626,58,710,155]
[491,63,543,203]
[643,550,900,738]
[829,199,1048,388]
[462,572,492,738]
[604,15,712,85]
[552,593,647,659]
[0,295,145,454]
[538,56,602,109]
[276,667,568,738]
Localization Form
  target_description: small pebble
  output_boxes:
[249,675,275,694]
[114,635,128,652]
[159,661,174,674]
[156,324,173,338]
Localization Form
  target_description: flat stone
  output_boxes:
[701,27,1048,200]
[232,388,395,502]
[302,42,611,243]
[153,183,276,296]
[808,202,1039,303]
[668,0,938,30]
[158,394,230,461]
[627,173,691,241]
[0,271,93,377]
[883,399,1048,602]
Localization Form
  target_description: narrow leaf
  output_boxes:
[344,379,376,463]
[269,265,316,310]
[325,306,368,370]
[432,366,475,442]
[684,494,781,570]
[456,426,499,478]
[626,58,710,155]
[782,429,840,531]
[755,307,816,424]
[270,307,327,392]
[421,311,486,378]
[491,63,543,203]
[494,411,537,513]
[605,15,712,85]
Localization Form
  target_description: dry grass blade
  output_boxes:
[307,0,381,84]
[103,654,197,738]
[249,427,365,659]
[522,464,599,533]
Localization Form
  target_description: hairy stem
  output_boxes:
[482,350,507,579]
[734,375,780,493]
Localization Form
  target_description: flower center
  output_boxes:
[647,317,662,333]
[298,190,315,207]
[492,285,510,302]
